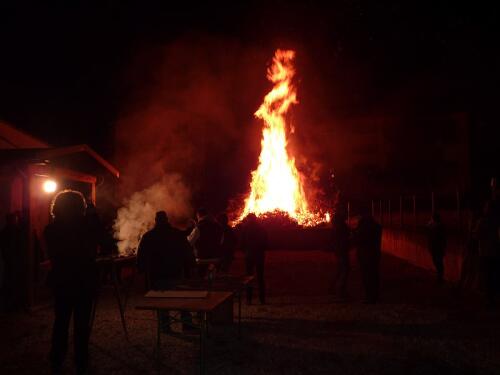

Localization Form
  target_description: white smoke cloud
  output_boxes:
[113,174,192,255]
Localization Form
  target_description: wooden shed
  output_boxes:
[0,121,119,309]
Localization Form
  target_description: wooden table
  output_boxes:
[136,291,234,374]
[174,275,254,337]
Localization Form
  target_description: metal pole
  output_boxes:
[431,191,435,213]
[371,200,375,217]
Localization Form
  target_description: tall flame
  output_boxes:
[239,49,325,226]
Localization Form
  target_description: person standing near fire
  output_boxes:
[330,210,351,301]
[427,212,447,283]
[187,207,223,277]
[137,211,195,332]
[241,214,268,304]
[353,208,382,304]
[217,213,237,272]
[137,211,195,289]
[44,190,100,374]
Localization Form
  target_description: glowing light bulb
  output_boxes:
[43,180,57,193]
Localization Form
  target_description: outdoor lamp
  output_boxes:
[42,179,57,193]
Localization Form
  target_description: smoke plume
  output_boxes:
[113,174,191,255]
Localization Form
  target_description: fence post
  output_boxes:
[388,199,392,227]
[347,201,350,225]
[412,195,417,229]
[399,195,403,227]
[379,200,383,224]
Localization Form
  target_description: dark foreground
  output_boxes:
[1,250,499,374]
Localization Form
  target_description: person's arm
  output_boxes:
[187,226,199,247]
[187,226,200,257]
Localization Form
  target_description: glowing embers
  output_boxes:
[238,50,326,226]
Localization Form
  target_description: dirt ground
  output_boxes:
[1,250,499,375]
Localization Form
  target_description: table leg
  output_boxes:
[156,310,161,374]
[238,291,242,339]
[122,271,136,311]
[112,263,129,340]
[88,292,99,336]
[200,312,207,375]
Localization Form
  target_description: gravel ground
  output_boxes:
[1,250,499,375]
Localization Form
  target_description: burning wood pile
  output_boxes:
[235,49,329,227]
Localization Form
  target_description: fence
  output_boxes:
[345,190,469,281]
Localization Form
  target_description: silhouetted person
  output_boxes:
[330,212,350,300]
[459,207,481,290]
[137,211,194,289]
[427,212,447,283]
[217,213,237,272]
[137,211,195,332]
[241,214,268,304]
[477,201,500,307]
[0,212,24,311]
[354,211,382,304]
[188,208,222,277]
[44,190,100,374]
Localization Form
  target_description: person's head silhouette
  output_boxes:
[50,190,87,222]
[155,211,169,226]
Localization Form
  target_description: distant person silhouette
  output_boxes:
[459,206,481,290]
[188,208,223,277]
[217,213,237,272]
[477,201,500,308]
[427,212,447,283]
[330,211,351,300]
[44,190,100,374]
[354,209,382,304]
[137,211,195,331]
[241,214,268,304]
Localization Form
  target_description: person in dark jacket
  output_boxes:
[137,211,194,289]
[354,211,382,304]
[137,211,195,332]
[241,214,268,304]
[217,213,237,272]
[44,190,100,374]
[330,211,351,300]
[427,212,447,283]
[477,201,500,307]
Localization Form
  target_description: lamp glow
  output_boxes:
[43,180,57,193]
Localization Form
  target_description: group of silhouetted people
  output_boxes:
[33,189,269,374]
[8,185,499,375]
[330,208,382,304]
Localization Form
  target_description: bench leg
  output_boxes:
[200,312,207,374]
[156,310,161,373]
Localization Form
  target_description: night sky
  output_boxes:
[1,1,498,205]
